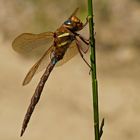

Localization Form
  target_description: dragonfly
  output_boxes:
[12,8,90,136]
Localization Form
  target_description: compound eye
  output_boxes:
[64,19,72,25]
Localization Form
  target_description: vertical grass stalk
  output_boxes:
[88,0,100,140]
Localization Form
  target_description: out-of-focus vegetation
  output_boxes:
[96,0,140,49]
[0,0,86,40]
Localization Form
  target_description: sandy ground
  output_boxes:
[0,40,140,140]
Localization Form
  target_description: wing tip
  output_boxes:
[22,82,27,86]
[22,78,30,86]
[69,7,79,19]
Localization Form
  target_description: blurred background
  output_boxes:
[0,0,140,140]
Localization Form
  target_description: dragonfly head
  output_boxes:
[63,16,83,32]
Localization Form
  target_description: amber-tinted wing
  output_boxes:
[76,37,89,53]
[23,40,87,84]
[23,42,78,86]
[12,32,54,56]
[69,8,79,19]
[22,46,53,85]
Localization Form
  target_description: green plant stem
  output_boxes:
[88,0,100,140]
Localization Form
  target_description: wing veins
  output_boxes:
[22,46,53,85]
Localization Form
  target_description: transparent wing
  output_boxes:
[12,32,54,56]
[23,41,80,85]
[23,46,53,85]
[76,37,89,53]
[69,8,79,19]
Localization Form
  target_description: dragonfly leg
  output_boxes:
[77,34,89,46]
[74,32,89,47]
[75,39,92,70]
[74,35,89,53]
